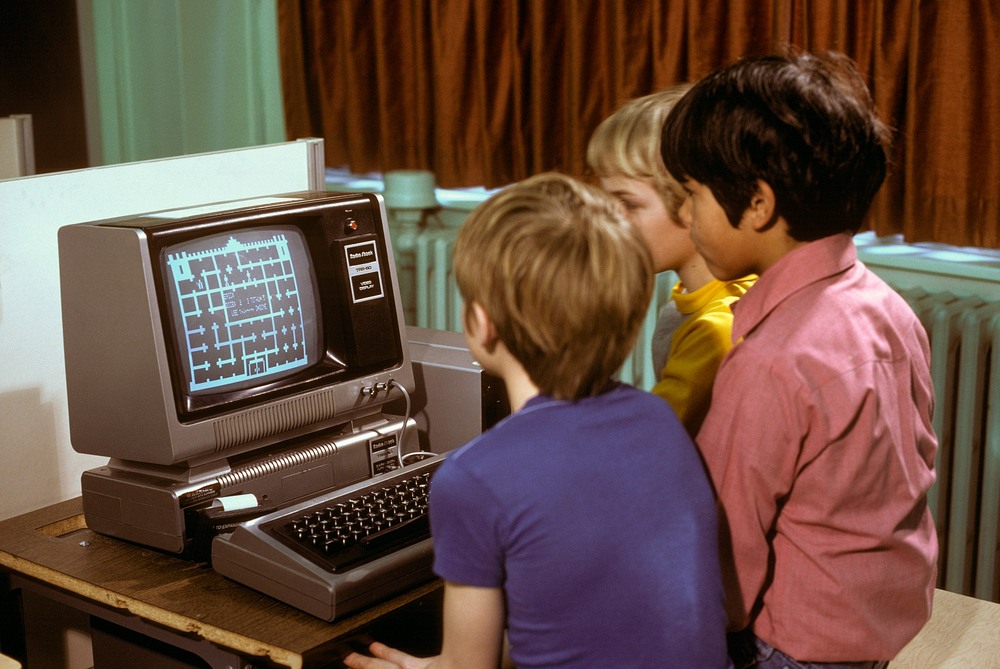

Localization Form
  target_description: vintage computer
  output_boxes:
[58,190,507,620]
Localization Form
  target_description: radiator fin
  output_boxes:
[413,230,459,331]
[901,288,1000,602]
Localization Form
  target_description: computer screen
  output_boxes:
[59,191,414,468]
[162,226,321,396]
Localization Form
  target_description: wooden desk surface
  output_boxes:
[0,498,440,669]
[6,500,998,668]
[891,588,1000,668]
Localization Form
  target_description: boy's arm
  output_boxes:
[343,581,505,669]
[437,581,506,668]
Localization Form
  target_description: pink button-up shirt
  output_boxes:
[697,233,938,662]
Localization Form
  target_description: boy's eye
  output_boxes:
[618,198,641,212]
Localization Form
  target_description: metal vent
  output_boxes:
[213,391,338,451]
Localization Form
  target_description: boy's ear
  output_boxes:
[747,180,778,232]
[469,302,499,352]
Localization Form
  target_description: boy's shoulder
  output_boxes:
[727,258,925,391]
[449,384,680,460]
[497,385,672,432]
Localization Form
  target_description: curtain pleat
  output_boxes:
[786,0,904,238]
[901,1,999,248]
[277,0,999,249]
[864,1,913,240]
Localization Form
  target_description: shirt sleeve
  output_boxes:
[429,458,507,588]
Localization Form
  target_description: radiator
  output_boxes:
[899,288,1000,602]
[412,229,462,332]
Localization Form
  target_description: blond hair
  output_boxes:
[453,173,653,401]
[586,85,692,220]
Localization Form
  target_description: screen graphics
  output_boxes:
[163,226,321,395]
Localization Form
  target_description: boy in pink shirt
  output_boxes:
[661,51,938,668]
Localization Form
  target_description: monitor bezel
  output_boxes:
[139,196,403,422]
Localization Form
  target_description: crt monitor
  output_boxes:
[59,191,415,472]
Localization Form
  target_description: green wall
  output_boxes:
[79,0,285,165]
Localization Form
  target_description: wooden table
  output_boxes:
[0,498,442,668]
[890,587,1000,668]
[5,498,998,668]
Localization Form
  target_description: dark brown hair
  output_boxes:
[662,50,891,241]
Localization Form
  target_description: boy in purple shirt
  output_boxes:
[661,51,938,668]
[345,173,729,669]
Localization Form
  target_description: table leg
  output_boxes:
[0,574,27,666]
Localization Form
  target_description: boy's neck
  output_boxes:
[500,362,540,413]
[741,214,808,277]
[675,256,717,293]
[487,343,540,412]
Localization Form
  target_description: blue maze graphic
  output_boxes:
[166,233,312,392]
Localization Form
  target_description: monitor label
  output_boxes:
[370,434,399,474]
[344,240,385,303]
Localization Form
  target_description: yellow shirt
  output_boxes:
[651,277,755,437]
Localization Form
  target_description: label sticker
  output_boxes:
[344,240,384,303]
[370,434,399,474]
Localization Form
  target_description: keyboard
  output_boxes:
[212,454,444,621]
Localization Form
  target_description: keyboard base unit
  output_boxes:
[211,455,444,621]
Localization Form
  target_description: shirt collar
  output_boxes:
[731,233,858,341]
[673,278,731,315]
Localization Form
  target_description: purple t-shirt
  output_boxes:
[430,383,729,669]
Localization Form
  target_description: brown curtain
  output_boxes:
[899,2,999,248]
[278,0,1000,249]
